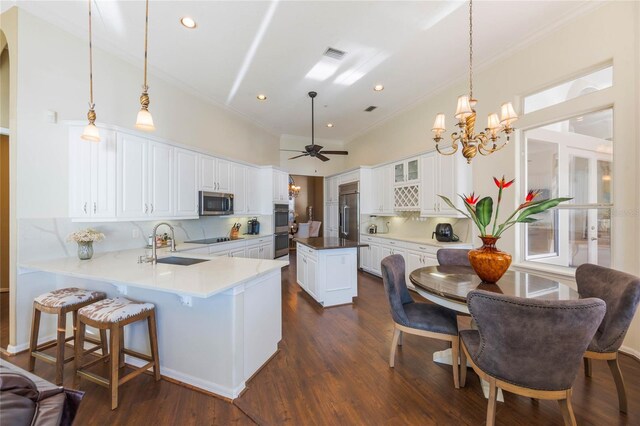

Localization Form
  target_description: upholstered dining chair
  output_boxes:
[381,255,461,388]
[459,290,606,426]
[436,249,471,267]
[576,264,640,413]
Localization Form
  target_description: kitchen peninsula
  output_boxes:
[19,248,287,399]
[295,237,368,307]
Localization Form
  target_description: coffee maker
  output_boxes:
[247,218,260,235]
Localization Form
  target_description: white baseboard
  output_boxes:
[620,345,640,362]
[125,355,245,399]
[7,334,57,354]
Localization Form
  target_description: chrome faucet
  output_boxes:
[151,222,177,264]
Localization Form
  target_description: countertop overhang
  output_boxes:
[295,237,368,250]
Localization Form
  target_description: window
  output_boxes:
[523,108,613,268]
[523,66,612,114]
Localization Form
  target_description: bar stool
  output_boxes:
[75,297,160,410]
[29,287,108,385]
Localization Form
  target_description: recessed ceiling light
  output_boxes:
[374,84,384,92]
[257,94,267,101]
[180,17,197,29]
[326,123,334,128]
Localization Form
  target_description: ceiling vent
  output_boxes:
[364,106,378,112]
[324,47,346,60]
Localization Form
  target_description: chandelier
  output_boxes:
[289,183,301,198]
[431,0,518,164]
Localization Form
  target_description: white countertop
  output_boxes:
[360,233,473,248]
[20,247,287,299]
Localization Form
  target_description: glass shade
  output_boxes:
[136,109,155,131]
[500,102,518,126]
[81,123,101,142]
[454,95,473,120]
[432,113,446,133]
[487,113,501,131]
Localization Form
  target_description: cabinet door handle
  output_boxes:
[93,202,97,214]
[145,204,148,214]
[151,204,154,214]
[83,202,87,214]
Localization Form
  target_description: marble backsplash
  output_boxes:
[18,216,273,262]
[360,213,472,243]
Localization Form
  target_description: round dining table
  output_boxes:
[408,265,580,401]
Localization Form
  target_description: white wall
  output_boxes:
[12,8,280,220]
[345,2,640,355]
[279,134,347,176]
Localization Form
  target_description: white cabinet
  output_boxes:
[199,155,232,193]
[325,176,339,203]
[174,148,198,217]
[69,127,117,219]
[232,163,247,214]
[117,133,149,218]
[148,142,173,217]
[325,202,339,238]
[360,235,384,275]
[393,158,420,185]
[272,169,289,202]
[229,247,246,258]
[372,165,394,215]
[245,166,261,214]
[246,237,273,259]
[420,152,472,217]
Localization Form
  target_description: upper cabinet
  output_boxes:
[148,142,173,218]
[117,133,150,218]
[69,126,116,219]
[231,163,247,214]
[361,165,393,215]
[199,155,231,193]
[393,158,419,185]
[325,176,339,203]
[420,151,471,217]
[272,169,289,203]
[174,148,198,217]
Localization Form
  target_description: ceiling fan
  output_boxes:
[282,91,348,162]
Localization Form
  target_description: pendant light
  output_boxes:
[81,0,100,142]
[135,0,155,131]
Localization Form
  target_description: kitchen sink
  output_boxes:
[155,257,210,266]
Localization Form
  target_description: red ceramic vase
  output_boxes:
[468,236,512,283]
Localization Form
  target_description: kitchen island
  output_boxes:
[19,249,287,399]
[295,237,368,307]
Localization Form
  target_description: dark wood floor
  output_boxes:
[2,252,639,425]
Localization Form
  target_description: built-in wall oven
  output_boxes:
[274,203,289,258]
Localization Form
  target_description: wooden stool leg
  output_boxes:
[389,327,401,368]
[148,311,161,381]
[584,358,592,377]
[110,324,120,410]
[451,336,460,389]
[486,378,498,426]
[28,307,41,372]
[607,356,628,413]
[558,390,577,426]
[75,318,86,375]
[55,312,67,385]
[100,329,109,362]
[119,326,125,369]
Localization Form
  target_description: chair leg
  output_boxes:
[75,319,86,375]
[397,330,403,346]
[119,326,125,369]
[148,310,161,381]
[389,327,401,368]
[558,390,577,426]
[109,324,120,410]
[584,357,592,377]
[451,336,460,389]
[28,307,41,372]
[100,329,109,362]
[486,378,498,426]
[459,341,467,388]
[55,312,66,385]
[607,356,628,413]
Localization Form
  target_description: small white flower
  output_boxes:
[67,228,106,243]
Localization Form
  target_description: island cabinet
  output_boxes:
[296,238,368,307]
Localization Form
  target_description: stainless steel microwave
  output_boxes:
[199,191,234,216]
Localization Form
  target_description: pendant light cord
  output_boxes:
[88,0,94,107]
[143,0,149,90]
[311,95,315,146]
[469,0,473,100]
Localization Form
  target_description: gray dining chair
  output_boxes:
[459,290,605,426]
[576,263,640,413]
[381,255,460,388]
[436,248,471,267]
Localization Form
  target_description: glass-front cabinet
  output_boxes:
[394,158,419,184]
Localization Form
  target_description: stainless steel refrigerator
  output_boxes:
[339,182,359,241]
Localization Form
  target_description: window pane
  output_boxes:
[524,66,612,114]
[527,210,557,258]
[568,208,611,268]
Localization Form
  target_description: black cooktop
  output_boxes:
[185,237,244,244]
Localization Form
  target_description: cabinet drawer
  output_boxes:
[404,242,439,255]
[247,236,272,246]
[381,239,407,249]
[360,235,383,245]
[297,243,317,259]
